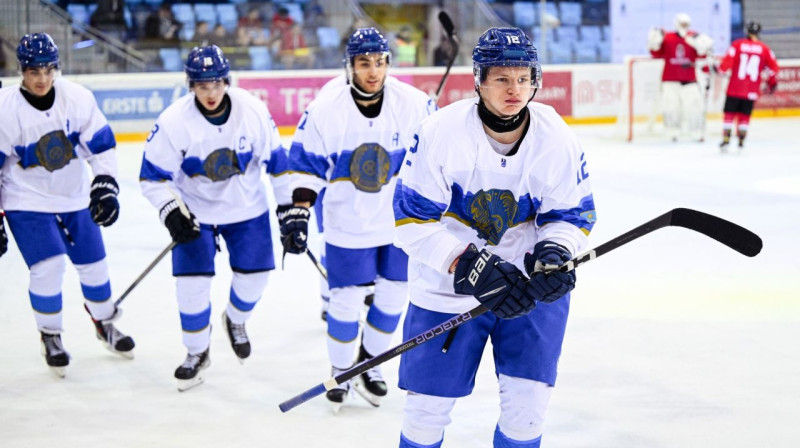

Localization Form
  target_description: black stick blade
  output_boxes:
[669,208,763,257]
[438,11,455,37]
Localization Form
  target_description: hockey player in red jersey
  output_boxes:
[648,13,714,142]
[717,21,779,152]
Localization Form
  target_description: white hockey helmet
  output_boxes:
[674,13,691,36]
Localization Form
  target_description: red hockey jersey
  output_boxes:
[719,38,779,101]
[650,31,703,83]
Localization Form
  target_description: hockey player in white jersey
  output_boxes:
[0,33,134,377]
[393,28,596,447]
[278,27,436,411]
[139,45,290,391]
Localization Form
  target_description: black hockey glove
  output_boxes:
[160,200,201,244]
[453,244,536,319]
[89,175,120,227]
[276,204,310,255]
[0,212,8,257]
[524,241,576,303]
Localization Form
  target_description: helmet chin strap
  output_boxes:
[476,88,537,134]
[348,74,385,101]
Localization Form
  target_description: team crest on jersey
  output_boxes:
[34,130,76,172]
[469,189,519,245]
[202,148,242,181]
[349,143,391,192]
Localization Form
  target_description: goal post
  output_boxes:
[618,55,726,142]
[617,56,665,142]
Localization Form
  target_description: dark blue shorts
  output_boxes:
[5,209,105,267]
[398,297,570,398]
[325,242,408,288]
[172,212,275,276]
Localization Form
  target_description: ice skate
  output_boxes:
[326,367,351,414]
[88,306,135,359]
[40,331,70,378]
[351,345,387,407]
[221,311,250,363]
[175,350,210,392]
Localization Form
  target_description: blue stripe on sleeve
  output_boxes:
[329,148,406,183]
[0,152,5,167]
[139,154,174,182]
[536,194,597,236]
[266,146,289,176]
[393,178,448,225]
[288,141,328,179]
[85,125,116,154]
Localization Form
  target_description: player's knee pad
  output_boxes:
[680,83,704,133]
[231,271,270,302]
[661,82,682,129]
[497,374,553,442]
[401,392,456,446]
[328,285,369,322]
[373,276,408,315]
[29,255,66,296]
[176,275,213,314]
[73,259,109,287]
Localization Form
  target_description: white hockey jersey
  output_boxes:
[282,75,436,248]
[394,98,596,314]
[0,77,117,213]
[140,87,289,225]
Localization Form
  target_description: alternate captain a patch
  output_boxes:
[349,142,391,192]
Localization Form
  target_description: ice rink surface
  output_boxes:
[1,118,798,447]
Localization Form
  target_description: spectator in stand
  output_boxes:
[394,26,417,67]
[192,21,212,44]
[303,0,327,29]
[144,4,182,45]
[716,21,779,152]
[238,7,268,46]
[209,24,235,48]
[433,34,456,67]
[278,23,314,69]
[270,6,294,40]
[89,0,128,40]
[648,13,713,142]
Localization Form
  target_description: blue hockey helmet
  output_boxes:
[344,27,391,67]
[472,27,542,91]
[17,33,60,70]
[184,45,230,85]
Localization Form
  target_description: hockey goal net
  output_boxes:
[617,56,666,142]
[617,56,724,142]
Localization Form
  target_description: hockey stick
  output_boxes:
[278,208,761,412]
[306,249,328,280]
[432,10,460,105]
[114,241,176,307]
[114,188,188,307]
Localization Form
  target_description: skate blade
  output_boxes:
[330,401,343,415]
[104,344,135,359]
[352,377,382,407]
[48,366,66,379]
[177,374,206,392]
[96,334,135,359]
[236,357,246,365]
